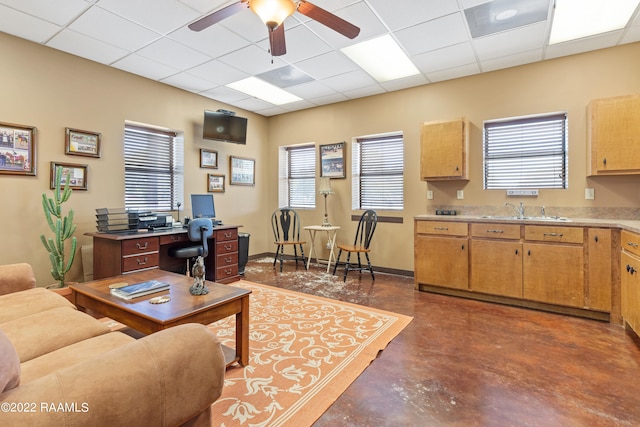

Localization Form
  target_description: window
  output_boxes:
[124,123,184,211]
[278,144,316,209]
[483,113,568,189]
[352,132,404,210]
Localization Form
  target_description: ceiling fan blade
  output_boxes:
[189,1,248,32]
[297,0,360,39]
[269,23,287,56]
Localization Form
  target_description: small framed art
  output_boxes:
[50,162,88,190]
[319,142,345,178]
[0,121,36,176]
[200,148,218,169]
[65,128,101,158]
[229,156,255,186]
[208,173,225,193]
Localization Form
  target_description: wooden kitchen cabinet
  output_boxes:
[588,94,640,175]
[587,228,612,311]
[420,118,468,180]
[470,223,522,298]
[414,220,468,290]
[622,230,640,334]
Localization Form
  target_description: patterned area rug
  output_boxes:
[208,280,413,427]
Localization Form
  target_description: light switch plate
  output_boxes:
[585,188,595,200]
[427,190,433,200]
[457,190,464,200]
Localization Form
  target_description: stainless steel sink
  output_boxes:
[481,215,571,222]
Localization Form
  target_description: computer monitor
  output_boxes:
[191,194,216,219]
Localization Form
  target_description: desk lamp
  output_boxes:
[318,177,335,227]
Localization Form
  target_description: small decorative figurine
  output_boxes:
[189,256,209,295]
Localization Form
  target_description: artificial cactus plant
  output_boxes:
[40,166,77,288]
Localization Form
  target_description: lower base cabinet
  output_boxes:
[622,230,640,333]
[415,235,468,290]
[471,239,522,298]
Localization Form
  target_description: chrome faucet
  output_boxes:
[505,201,525,219]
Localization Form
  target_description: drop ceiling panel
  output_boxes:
[294,51,359,80]
[267,25,332,63]
[426,63,481,83]
[367,0,461,31]
[68,7,161,51]
[395,13,470,56]
[161,71,216,93]
[136,37,210,69]
[321,69,378,92]
[0,6,61,43]
[112,54,180,80]
[200,85,251,104]
[97,0,200,34]
[168,24,252,58]
[178,0,229,15]
[187,60,250,86]
[285,80,338,99]
[473,22,548,60]
[47,29,129,64]
[218,45,287,76]
[481,49,543,72]
[412,42,477,73]
[0,0,89,26]
[545,32,624,60]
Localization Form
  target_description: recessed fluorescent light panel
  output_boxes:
[341,34,419,83]
[550,0,640,44]
[227,77,302,105]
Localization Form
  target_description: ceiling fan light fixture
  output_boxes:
[250,0,296,29]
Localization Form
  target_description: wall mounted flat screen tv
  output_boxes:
[203,110,248,144]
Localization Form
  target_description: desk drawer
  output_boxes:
[122,253,159,272]
[160,234,188,245]
[122,237,159,255]
[217,240,238,254]
[217,252,238,267]
[216,265,239,281]
[216,228,238,242]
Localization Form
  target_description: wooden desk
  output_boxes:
[86,225,240,283]
[70,269,251,366]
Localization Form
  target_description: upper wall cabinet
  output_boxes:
[420,118,469,180]
[588,94,640,176]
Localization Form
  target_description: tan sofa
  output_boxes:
[0,263,225,426]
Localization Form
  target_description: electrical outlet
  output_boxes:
[427,190,433,200]
[585,188,595,200]
[457,190,464,200]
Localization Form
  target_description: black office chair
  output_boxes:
[333,210,378,281]
[168,218,214,276]
[271,208,306,272]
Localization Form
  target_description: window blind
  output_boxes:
[352,133,404,210]
[484,113,567,189]
[124,124,184,211]
[278,144,315,209]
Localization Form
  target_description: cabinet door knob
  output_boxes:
[594,235,599,243]
[515,249,519,255]
[603,158,607,166]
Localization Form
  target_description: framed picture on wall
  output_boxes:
[0,121,36,176]
[320,142,345,178]
[50,162,88,190]
[229,156,255,186]
[65,128,101,158]
[200,148,218,168]
[208,173,225,193]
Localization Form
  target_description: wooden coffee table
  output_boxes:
[70,270,251,367]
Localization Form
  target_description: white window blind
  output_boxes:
[484,113,568,189]
[124,124,184,211]
[352,133,404,210]
[278,144,315,209]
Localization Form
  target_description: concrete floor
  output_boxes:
[242,256,640,427]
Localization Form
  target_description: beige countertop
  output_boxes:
[414,214,640,234]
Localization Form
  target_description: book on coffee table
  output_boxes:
[110,280,170,300]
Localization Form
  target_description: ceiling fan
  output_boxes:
[189,0,360,57]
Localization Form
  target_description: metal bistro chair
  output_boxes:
[271,208,306,272]
[333,210,378,282]
[168,218,214,276]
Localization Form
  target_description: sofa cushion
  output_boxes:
[1,306,111,362]
[0,287,75,323]
[20,331,135,384]
[0,263,36,296]
[0,328,20,392]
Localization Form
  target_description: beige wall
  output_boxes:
[2,31,640,283]
[268,42,640,271]
[0,33,270,285]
